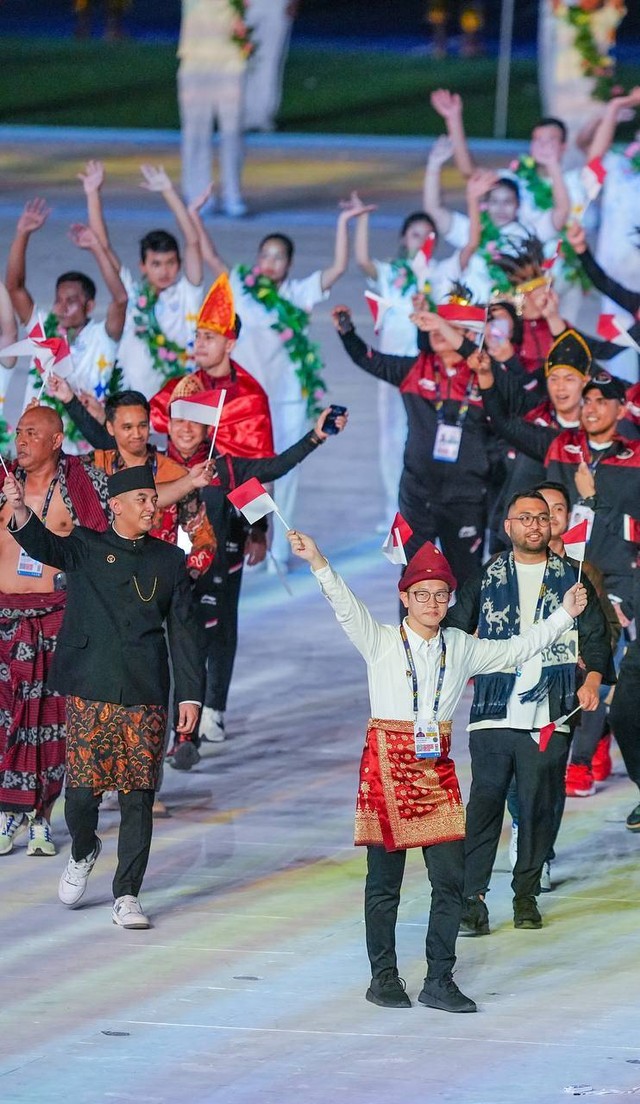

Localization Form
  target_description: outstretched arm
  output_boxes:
[347,191,377,280]
[430,89,474,177]
[5,198,51,325]
[188,187,228,278]
[587,88,640,162]
[464,585,587,676]
[140,165,203,287]
[565,222,640,316]
[459,168,497,270]
[78,160,121,274]
[0,281,18,368]
[536,149,570,232]
[423,136,455,237]
[321,199,376,291]
[224,407,348,486]
[68,223,128,342]
[332,306,416,386]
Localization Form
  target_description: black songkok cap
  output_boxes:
[545,329,592,378]
[582,371,628,404]
[107,464,157,498]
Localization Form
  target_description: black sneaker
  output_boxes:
[169,741,201,772]
[459,895,490,936]
[365,972,411,1008]
[513,895,543,929]
[626,803,640,831]
[418,974,477,1014]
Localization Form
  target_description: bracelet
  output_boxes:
[310,431,325,446]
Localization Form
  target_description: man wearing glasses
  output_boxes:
[447,490,613,935]
[287,526,586,1013]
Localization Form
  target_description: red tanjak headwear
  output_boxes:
[197,273,236,339]
[398,541,457,593]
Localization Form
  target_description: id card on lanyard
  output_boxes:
[400,623,447,759]
[16,476,58,579]
[430,361,473,464]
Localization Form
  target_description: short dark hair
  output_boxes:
[400,210,437,239]
[140,230,180,263]
[532,117,568,143]
[491,177,520,203]
[258,233,294,265]
[506,488,549,515]
[105,390,151,423]
[56,271,96,302]
[534,481,571,512]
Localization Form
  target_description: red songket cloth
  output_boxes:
[149,362,275,458]
[355,719,465,851]
[0,591,67,815]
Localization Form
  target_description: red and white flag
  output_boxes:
[227,477,288,528]
[542,240,562,271]
[410,233,436,285]
[364,291,392,334]
[1,319,73,379]
[538,705,582,752]
[563,518,589,562]
[381,512,413,565]
[581,156,607,203]
[171,390,225,427]
[596,314,640,352]
[623,515,640,543]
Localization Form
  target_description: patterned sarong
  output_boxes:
[355,718,465,852]
[66,697,168,793]
[0,591,67,815]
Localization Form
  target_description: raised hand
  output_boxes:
[430,89,463,121]
[565,220,587,255]
[78,390,107,422]
[331,305,354,334]
[427,135,454,167]
[562,582,588,619]
[68,222,99,251]
[466,168,499,201]
[77,160,105,194]
[189,459,216,488]
[338,190,378,218]
[287,529,327,570]
[139,164,173,193]
[3,472,25,512]
[17,198,51,236]
[574,460,596,501]
[188,182,214,215]
[47,372,74,404]
[409,308,440,332]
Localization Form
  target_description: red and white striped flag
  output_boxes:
[623,515,640,543]
[563,518,589,562]
[539,704,582,752]
[542,240,562,271]
[171,390,225,426]
[381,512,413,565]
[410,233,436,285]
[364,291,392,334]
[597,314,640,352]
[1,319,73,379]
[227,477,288,528]
[581,156,607,202]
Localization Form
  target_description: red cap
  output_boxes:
[398,541,457,593]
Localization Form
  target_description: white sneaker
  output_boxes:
[509,822,518,871]
[100,791,120,811]
[26,814,56,856]
[112,895,150,929]
[540,861,552,893]
[199,706,226,743]
[0,812,27,855]
[58,839,102,906]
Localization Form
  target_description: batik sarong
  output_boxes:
[65,697,168,793]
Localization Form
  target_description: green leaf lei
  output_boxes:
[477,213,515,295]
[388,259,436,308]
[228,0,255,59]
[236,265,327,418]
[510,157,591,291]
[563,5,616,102]
[132,282,190,386]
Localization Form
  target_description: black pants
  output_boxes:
[65,786,154,899]
[399,491,485,589]
[464,727,570,899]
[610,645,640,788]
[569,701,608,768]
[365,839,464,982]
[196,564,243,712]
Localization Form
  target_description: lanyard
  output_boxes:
[586,442,614,475]
[531,568,548,625]
[400,623,446,721]
[39,477,59,525]
[432,359,475,429]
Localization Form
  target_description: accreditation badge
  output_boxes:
[16,548,44,578]
[414,718,441,759]
[432,423,462,463]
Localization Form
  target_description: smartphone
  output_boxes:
[323,404,347,434]
[334,310,352,333]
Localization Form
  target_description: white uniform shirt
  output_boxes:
[441,211,556,302]
[178,0,245,74]
[368,260,420,357]
[596,150,640,314]
[313,563,572,723]
[118,268,203,398]
[23,308,117,405]
[230,267,329,405]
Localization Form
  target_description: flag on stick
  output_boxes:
[563,518,589,562]
[227,476,290,529]
[581,157,607,202]
[171,390,225,427]
[538,705,582,752]
[364,291,392,334]
[1,319,74,380]
[410,233,436,285]
[597,314,640,352]
[381,513,413,565]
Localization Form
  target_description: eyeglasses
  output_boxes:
[506,512,551,527]
[409,589,450,604]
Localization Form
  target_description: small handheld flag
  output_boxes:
[382,513,413,565]
[581,157,607,203]
[596,314,640,352]
[227,477,290,530]
[1,319,74,382]
[410,233,436,285]
[364,291,392,334]
[538,705,582,752]
[623,515,640,543]
[542,240,562,272]
[171,390,225,427]
[563,518,589,567]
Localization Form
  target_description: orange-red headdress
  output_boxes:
[197,273,237,339]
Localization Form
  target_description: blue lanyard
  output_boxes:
[432,359,475,429]
[400,623,446,721]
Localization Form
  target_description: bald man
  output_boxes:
[0,405,109,857]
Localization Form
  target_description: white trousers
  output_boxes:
[178,67,244,206]
[377,380,407,524]
[270,398,308,564]
[243,1,293,130]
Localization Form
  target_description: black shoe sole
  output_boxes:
[365,989,412,1009]
[626,822,640,831]
[514,918,543,929]
[418,994,477,1013]
[458,925,490,937]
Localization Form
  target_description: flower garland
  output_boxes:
[477,213,515,294]
[229,0,255,59]
[236,265,326,418]
[132,283,190,385]
[623,140,640,174]
[556,3,618,102]
[510,157,591,291]
[389,259,436,308]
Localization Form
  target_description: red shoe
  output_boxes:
[565,763,596,798]
[591,733,612,783]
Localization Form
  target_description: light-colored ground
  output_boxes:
[0,131,639,1104]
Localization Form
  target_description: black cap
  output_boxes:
[582,371,627,404]
[545,329,591,378]
[107,464,157,498]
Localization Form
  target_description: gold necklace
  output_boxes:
[133,575,157,603]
